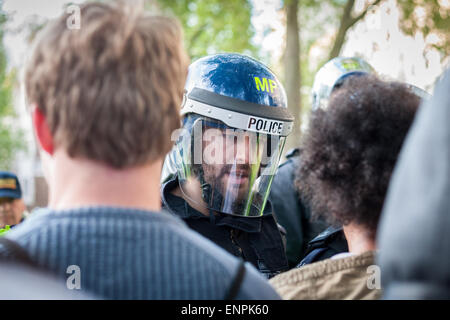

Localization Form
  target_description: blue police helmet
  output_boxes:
[185,53,287,107]
[311,57,376,111]
[181,53,294,135]
[0,171,22,199]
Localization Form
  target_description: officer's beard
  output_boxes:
[202,164,250,202]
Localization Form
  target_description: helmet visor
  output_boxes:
[175,116,285,217]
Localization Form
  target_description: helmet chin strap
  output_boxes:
[200,181,211,204]
[209,208,216,224]
[200,180,221,223]
[199,174,226,222]
[200,177,219,224]
[189,115,221,219]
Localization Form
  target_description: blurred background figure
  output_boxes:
[377,68,450,300]
[270,75,420,299]
[310,57,375,111]
[0,171,28,230]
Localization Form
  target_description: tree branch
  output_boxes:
[348,0,384,29]
[341,0,356,30]
[328,0,355,60]
[328,0,385,60]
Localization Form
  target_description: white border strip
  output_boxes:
[181,98,293,136]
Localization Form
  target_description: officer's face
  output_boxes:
[0,198,25,228]
[201,128,252,200]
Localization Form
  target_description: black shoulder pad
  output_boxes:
[285,148,300,159]
[309,226,344,245]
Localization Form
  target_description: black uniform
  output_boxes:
[161,176,289,279]
[297,226,348,267]
[268,148,329,267]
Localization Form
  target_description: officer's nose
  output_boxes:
[234,135,250,164]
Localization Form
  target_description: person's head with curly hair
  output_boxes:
[296,75,421,245]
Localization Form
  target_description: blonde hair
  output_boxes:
[25,2,189,168]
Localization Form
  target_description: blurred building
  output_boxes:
[11,82,48,210]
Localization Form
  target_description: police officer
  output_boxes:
[0,171,27,232]
[269,57,376,268]
[161,53,293,278]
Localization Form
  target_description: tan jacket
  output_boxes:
[269,251,382,300]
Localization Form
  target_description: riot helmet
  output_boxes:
[311,57,375,111]
[406,83,432,101]
[164,53,294,217]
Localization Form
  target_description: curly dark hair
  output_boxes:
[296,75,421,238]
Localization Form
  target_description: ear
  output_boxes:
[32,105,54,155]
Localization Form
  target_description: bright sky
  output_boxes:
[251,0,285,64]
[3,0,85,67]
[342,0,445,92]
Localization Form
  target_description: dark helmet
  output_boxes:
[162,53,294,217]
[0,171,22,199]
[311,57,376,111]
[405,83,432,101]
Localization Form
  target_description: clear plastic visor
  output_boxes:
[175,117,286,217]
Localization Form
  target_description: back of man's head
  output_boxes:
[25,2,189,168]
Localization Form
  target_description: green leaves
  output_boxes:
[156,0,258,61]
[397,0,450,57]
[0,9,24,170]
